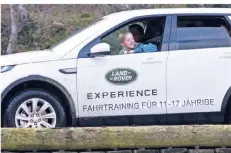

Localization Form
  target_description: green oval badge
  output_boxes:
[105,68,137,85]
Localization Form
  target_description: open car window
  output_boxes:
[100,22,147,55]
[100,17,166,55]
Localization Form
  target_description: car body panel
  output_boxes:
[1,59,78,117]
[77,52,168,117]
[167,47,231,114]
[0,50,62,66]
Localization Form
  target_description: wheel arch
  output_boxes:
[1,75,77,126]
[221,86,231,119]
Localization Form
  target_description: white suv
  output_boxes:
[1,8,231,128]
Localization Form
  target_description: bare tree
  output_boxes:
[7,4,29,54]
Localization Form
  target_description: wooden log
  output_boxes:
[1,125,231,151]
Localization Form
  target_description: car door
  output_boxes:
[166,15,231,124]
[77,16,172,126]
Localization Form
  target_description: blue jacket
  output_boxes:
[134,43,157,53]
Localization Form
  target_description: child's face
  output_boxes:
[121,33,135,50]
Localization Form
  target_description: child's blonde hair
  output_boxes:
[118,32,132,43]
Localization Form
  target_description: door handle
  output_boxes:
[143,61,162,64]
[220,56,231,58]
[220,52,231,58]
[223,52,231,54]
[142,58,162,64]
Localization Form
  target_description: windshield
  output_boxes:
[50,17,105,51]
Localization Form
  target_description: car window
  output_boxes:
[100,22,146,55]
[229,16,231,20]
[176,16,231,50]
[100,26,128,55]
[100,17,166,55]
[177,27,231,50]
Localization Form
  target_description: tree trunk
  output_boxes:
[1,125,231,151]
[6,4,28,54]
[7,5,19,54]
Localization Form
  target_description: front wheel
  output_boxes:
[3,89,66,128]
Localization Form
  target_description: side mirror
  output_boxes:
[88,43,111,57]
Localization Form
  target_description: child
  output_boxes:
[119,32,157,55]
[119,32,136,55]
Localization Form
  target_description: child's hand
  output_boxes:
[128,50,135,54]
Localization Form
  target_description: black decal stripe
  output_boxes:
[59,68,77,74]
[78,112,224,127]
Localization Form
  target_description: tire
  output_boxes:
[226,107,231,124]
[3,89,66,128]
[225,100,231,124]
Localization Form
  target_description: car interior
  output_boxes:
[100,17,167,55]
[133,17,166,51]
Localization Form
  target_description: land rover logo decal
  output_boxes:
[105,68,137,85]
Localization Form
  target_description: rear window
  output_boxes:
[176,16,231,50]
[177,27,231,50]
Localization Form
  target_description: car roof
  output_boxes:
[104,8,231,21]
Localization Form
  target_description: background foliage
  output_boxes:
[1,4,231,55]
